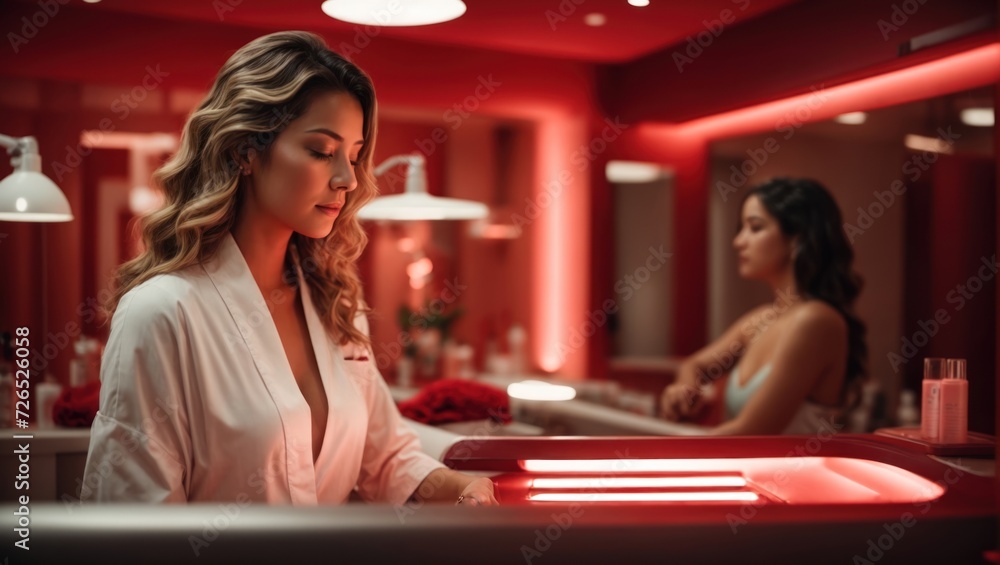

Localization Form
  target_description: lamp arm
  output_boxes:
[0,134,19,150]
[373,153,424,176]
[0,134,40,172]
[373,153,427,195]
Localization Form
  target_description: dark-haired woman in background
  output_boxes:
[661,178,867,435]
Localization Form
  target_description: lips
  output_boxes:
[316,203,343,216]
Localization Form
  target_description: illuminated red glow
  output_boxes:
[535,118,589,374]
[529,474,757,503]
[531,476,748,489]
[529,44,999,375]
[528,45,1000,377]
[657,43,1000,141]
[529,491,760,503]
[520,458,946,504]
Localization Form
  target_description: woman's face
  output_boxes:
[248,90,364,239]
[733,195,794,280]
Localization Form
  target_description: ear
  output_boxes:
[232,148,256,177]
[790,236,804,261]
[243,148,257,170]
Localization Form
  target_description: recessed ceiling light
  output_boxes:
[834,112,867,125]
[321,0,466,27]
[628,0,651,6]
[82,0,102,3]
[584,12,606,26]
[606,160,669,183]
[904,134,955,154]
[960,107,994,127]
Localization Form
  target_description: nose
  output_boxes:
[732,231,744,249]
[330,155,358,192]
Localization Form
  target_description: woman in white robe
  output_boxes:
[82,31,496,506]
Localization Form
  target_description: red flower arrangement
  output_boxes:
[52,380,101,428]
[398,378,511,426]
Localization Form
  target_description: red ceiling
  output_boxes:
[72,0,800,63]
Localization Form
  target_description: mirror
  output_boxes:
[707,85,995,433]
[607,160,675,359]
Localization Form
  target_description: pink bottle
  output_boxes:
[921,358,945,441]
[939,359,968,444]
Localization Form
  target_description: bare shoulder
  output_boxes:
[735,303,780,326]
[786,300,847,339]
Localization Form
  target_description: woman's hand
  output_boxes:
[660,382,707,422]
[456,476,498,507]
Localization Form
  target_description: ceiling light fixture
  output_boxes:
[584,13,607,26]
[0,134,73,222]
[605,160,669,183]
[960,107,994,127]
[321,0,466,26]
[360,153,488,221]
[834,111,867,125]
[904,133,955,154]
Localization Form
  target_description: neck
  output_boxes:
[768,269,802,309]
[231,204,295,295]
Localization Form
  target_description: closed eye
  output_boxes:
[310,150,359,167]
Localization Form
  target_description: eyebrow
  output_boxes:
[306,128,365,145]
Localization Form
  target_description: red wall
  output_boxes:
[0,4,598,386]
[600,0,997,123]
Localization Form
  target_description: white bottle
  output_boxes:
[70,338,89,387]
[896,389,919,427]
[507,324,526,376]
[35,375,63,429]
[396,357,414,389]
[457,345,476,379]
[849,380,879,433]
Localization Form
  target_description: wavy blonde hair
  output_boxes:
[107,31,378,346]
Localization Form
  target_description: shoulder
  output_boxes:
[784,301,847,340]
[113,270,206,332]
[731,303,779,332]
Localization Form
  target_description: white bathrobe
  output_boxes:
[82,234,443,505]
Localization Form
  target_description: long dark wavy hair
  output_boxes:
[743,178,868,404]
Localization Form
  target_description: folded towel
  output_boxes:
[52,380,101,427]
[398,378,511,426]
